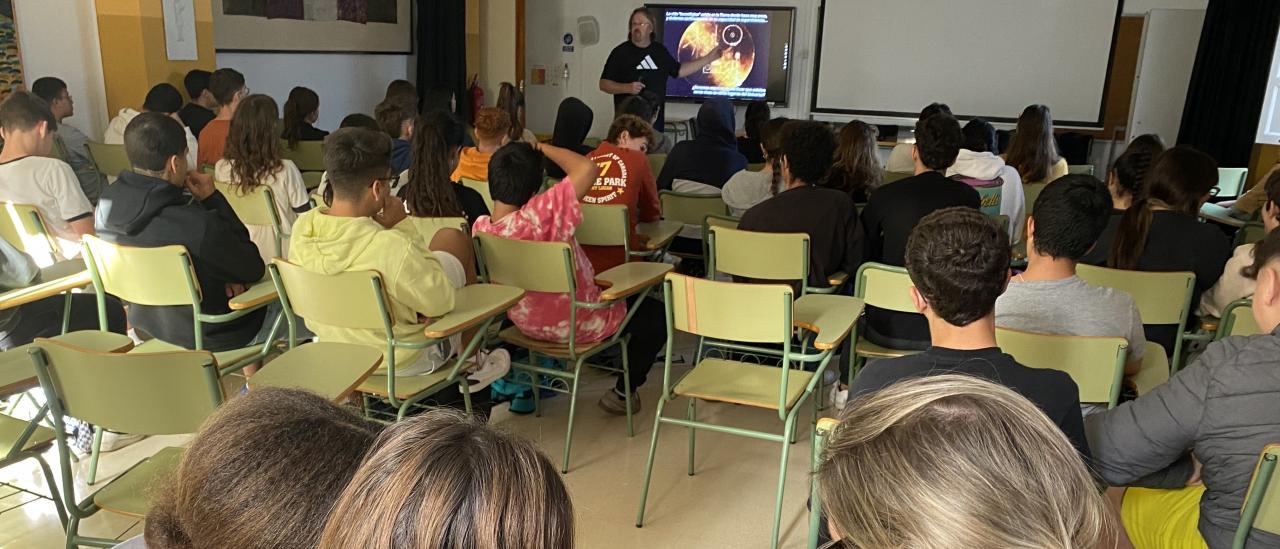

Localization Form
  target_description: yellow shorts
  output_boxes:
[1121,485,1210,549]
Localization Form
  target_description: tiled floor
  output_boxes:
[1,337,835,548]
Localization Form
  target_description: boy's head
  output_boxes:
[488,142,543,207]
[208,68,247,112]
[31,77,72,120]
[778,120,836,187]
[184,69,212,104]
[616,93,654,124]
[324,128,395,208]
[1028,175,1112,261]
[919,102,951,121]
[124,112,190,186]
[473,107,512,147]
[1245,229,1280,332]
[142,83,183,115]
[913,113,962,172]
[606,114,654,152]
[905,207,1011,327]
[0,91,57,155]
[744,100,771,140]
[961,118,997,154]
[374,98,415,140]
[1262,168,1280,233]
[339,113,380,132]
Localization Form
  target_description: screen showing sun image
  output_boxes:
[647,5,794,104]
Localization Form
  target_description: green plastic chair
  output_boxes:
[747,162,766,172]
[214,181,284,259]
[269,259,522,421]
[29,337,222,549]
[1024,182,1049,216]
[1131,342,1171,396]
[1216,168,1250,199]
[0,202,63,267]
[706,224,848,294]
[852,263,922,371]
[279,139,325,172]
[301,171,324,191]
[636,273,862,549]
[85,141,130,180]
[647,153,667,178]
[808,417,840,548]
[1076,263,1195,372]
[578,203,680,262]
[659,190,729,260]
[995,328,1128,408]
[396,216,469,248]
[1068,164,1096,176]
[460,177,494,211]
[1217,299,1263,341]
[974,184,1003,217]
[1236,222,1268,247]
[883,171,912,185]
[1234,444,1280,548]
[474,232,672,472]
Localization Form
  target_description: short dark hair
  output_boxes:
[1030,175,1112,260]
[374,97,416,138]
[780,120,836,185]
[324,128,392,200]
[961,118,997,153]
[30,77,67,103]
[142,83,183,114]
[183,69,211,99]
[606,114,654,145]
[0,91,57,133]
[208,68,246,106]
[914,113,962,171]
[616,94,653,122]
[124,112,188,172]
[905,207,1011,326]
[1265,168,1280,223]
[487,142,544,207]
[920,102,951,120]
[339,113,380,131]
[1244,229,1280,280]
[744,100,771,139]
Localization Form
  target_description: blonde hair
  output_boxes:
[316,409,574,549]
[817,375,1110,549]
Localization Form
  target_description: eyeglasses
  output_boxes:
[374,174,401,188]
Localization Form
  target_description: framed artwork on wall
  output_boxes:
[0,0,24,99]
[213,0,412,54]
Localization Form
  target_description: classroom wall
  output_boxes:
[1123,0,1208,15]
[15,0,110,138]
[478,0,517,100]
[96,0,217,119]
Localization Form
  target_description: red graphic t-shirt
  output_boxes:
[582,141,661,272]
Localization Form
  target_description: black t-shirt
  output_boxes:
[179,103,215,139]
[737,185,864,289]
[851,346,1092,460]
[452,182,490,223]
[601,40,679,129]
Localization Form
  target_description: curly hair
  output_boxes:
[606,114,654,146]
[403,110,465,217]
[905,207,1011,326]
[779,120,836,185]
[914,113,962,171]
[224,94,285,195]
[474,106,512,143]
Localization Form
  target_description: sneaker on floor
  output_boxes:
[98,431,146,453]
[597,389,641,415]
[830,386,849,411]
[462,349,511,394]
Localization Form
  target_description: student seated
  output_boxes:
[722,117,787,217]
[884,102,950,174]
[497,82,538,145]
[824,120,882,204]
[947,118,1025,244]
[995,176,1147,388]
[1109,134,1164,212]
[1200,169,1280,318]
[738,120,863,290]
[31,76,106,205]
[385,79,419,106]
[582,114,660,272]
[400,110,491,224]
[179,69,216,139]
[290,128,506,398]
[214,94,310,264]
[97,112,269,351]
[1227,161,1279,221]
[737,100,770,164]
[860,112,979,350]
[1086,230,1280,549]
[615,91,671,155]
[281,86,328,149]
[196,68,247,168]
[0,91,95,259]
[317,409,574,549]
[134,387,380,549]
[545,97,594,180]
[656,98,746,192]
[104,83,199,170]
[0,237,125,350]
[1005,104,1068,185]
[374,96,415,173]
[473,141,665,414]
[452,106,511,182]
[1082,146,1232,356]
[338,113,379,131]
[851,207,1090,456]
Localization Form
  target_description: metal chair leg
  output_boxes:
[771,418,797,549]
[33,453,68,527]
[620,338,634,437]
[560,360,585,474]
[686,398,696,476]
[85,426,103,484]
[636,396,669,527]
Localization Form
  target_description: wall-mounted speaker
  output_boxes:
[577,16,600,46]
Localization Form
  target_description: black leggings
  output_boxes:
[0,293,128,350]
[616,295,666,394]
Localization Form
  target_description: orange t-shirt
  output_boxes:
[451,146,492,182]
[197,118,231,168]
[581,141,661,272]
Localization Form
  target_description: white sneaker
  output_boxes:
[461,349,511,394]
[830,386,849,411]
[98,431,146,453]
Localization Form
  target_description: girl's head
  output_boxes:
[744,100,771,140]
[1108,135,1164,204]
[496,82,527,142]
[758,117,790,195]
[225,94,284,192]
[1108,145,1218,269]
[404,110,466,218]
[282,86,320,149]
[1264,168,1280,233]
[145,388,381,549]
[1006,104,1060,183]
[818,374,1110,549]
[827,120,882,198]
[317,409,574,549]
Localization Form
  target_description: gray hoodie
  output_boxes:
[946,149,1025,244]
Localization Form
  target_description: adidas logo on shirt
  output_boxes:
[635,55,659,70]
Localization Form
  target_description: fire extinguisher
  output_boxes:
[468,75,483,126]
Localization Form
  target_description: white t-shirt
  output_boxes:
[215,158,309,264]
[0,156,93,259]
[721,169,778,217]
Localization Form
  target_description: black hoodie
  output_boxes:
[96,171,266,351]
[657,99,747,191]
[544,98,595,180]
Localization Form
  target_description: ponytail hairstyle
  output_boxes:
[827,120,882,199]
[760,117,789,195]
[403,110,465,218]
[1108,146,1217,269]
[225,94,284,195]
[281,86,320,150]
[1005,104,1061,183]
[495,82,527,142]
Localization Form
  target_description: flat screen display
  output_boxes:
[647,5,794,104]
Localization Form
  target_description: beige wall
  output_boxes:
[477,0,517,100]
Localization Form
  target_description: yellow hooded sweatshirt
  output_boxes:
[289,207,455,373]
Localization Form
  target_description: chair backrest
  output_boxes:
[659,190,728,226]
[400,216,469,247]
[707,225,807,284]
[855,262,916,313]
[460,178,495,211]
[301,171,324,191]
[995,328,1128,407]
[577,204,630,249]
[86,141,130,179]
[1216,167,1249,199]
[1076,263,1194,326]
[1219,299,1263,340]
[1236,443,1280,545]
[474,232,575,294]
[1023,182,1049,215]
[215,181,282,257]
[82,235,200,307]
[746,163,765,172]
[0,202,60,266]
[279,139,326,172]
[974,185,1003,217]
[31,338,220,435]
[1067,164,1095,176]
[270,259,392,331]
[664,273,791,344]
[1236,222,1268,248]
[883,171,912,185]
[647,154,667,178]
[704,214,740,231]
